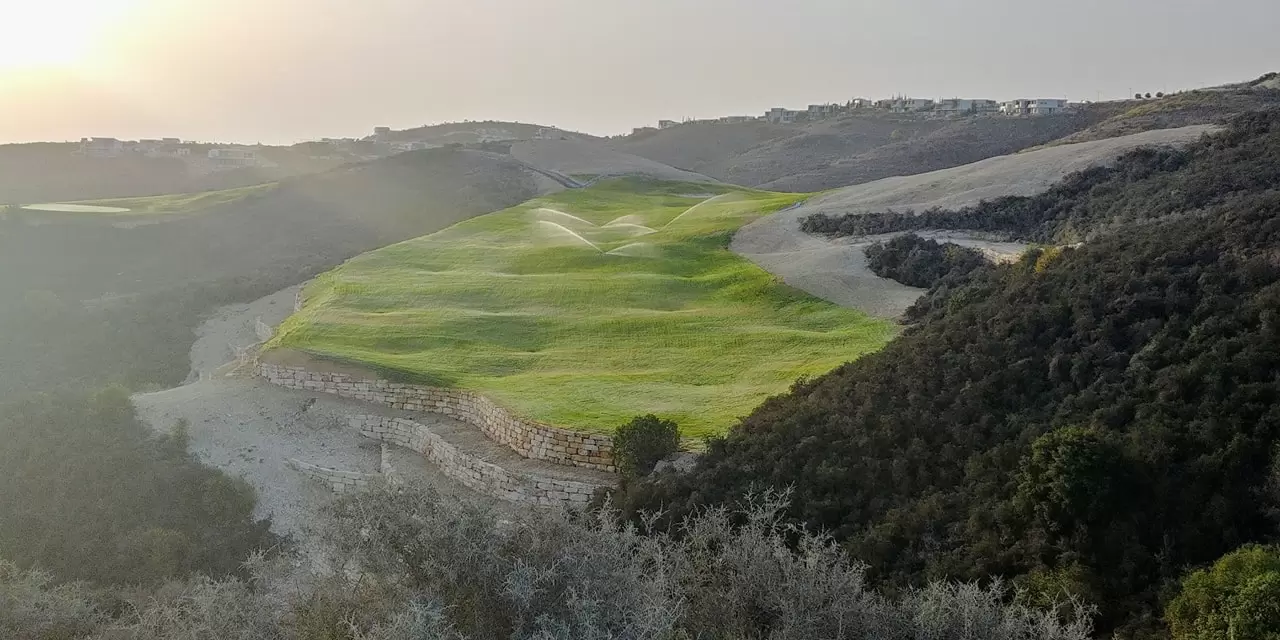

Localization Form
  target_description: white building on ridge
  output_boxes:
[1000,98,1070,116]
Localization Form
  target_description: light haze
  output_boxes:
[1,0,1276,144]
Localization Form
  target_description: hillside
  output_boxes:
[616,82,1279,193]
[0,147,563,402]
[619,111,1280,637]
[616,110,1113,191]
[507,139,718,183]
[266,179,893,436]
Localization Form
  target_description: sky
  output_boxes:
[0,0,1277,145]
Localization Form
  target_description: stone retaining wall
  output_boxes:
[354,415,603,507]
[259,363,615,472]
[286,458,377,494]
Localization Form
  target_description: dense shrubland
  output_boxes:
[0,388,278,585]
[863,234,989,289]
[0,483,1094,640]
[617,111,1280,637]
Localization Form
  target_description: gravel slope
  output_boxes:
[732,125,1216,317]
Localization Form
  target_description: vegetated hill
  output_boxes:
[618,111,1280,637]
[0,147,563,402]
[267,179,893,437]
[0,142,346,205]
[1047,82,1280,147]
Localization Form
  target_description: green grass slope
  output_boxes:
[268,178,896,437]
[69,183,277,214]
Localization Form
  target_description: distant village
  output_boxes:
[639,96,1076,133]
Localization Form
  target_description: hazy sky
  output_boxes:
[1,0,1276,144]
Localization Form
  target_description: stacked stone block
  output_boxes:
[259,363,615,472]
[286,458,376,494]
[353,415,604,507]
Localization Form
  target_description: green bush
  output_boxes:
[612,414,680,477]
[1166,545,1280,640]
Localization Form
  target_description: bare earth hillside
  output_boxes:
[731,125,1216,317]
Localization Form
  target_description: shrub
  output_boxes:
[1166,545,1280,640]
[612,414,680,477]
[863,233,988,288]
[0,485,1095,639]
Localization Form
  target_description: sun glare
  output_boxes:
[0,0,141,71]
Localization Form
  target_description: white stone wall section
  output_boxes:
[286,458,378,494]
[353,415,604,507]
[259,363,615,472]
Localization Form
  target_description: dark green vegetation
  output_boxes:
[863,234,989,289]
[613,415,681,477]
[802,110,1280,244]
[0,484,1094,640]
[618,111,1280,637]
[1165,545,1280,640]
[0,388,277,585]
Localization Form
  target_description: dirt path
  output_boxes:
[732,125,1216,318]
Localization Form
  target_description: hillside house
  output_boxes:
[877,98,935,113]
[658,120,680,129]
[718,115,756,124]
[632,126,658,135]
[850,98,875,109]
[208,147,259,170]
[78,137,125,158]
[764,108,801,124]
[145,144,191,159]
[934,99,1000,117]
[807,103,845,119]
[1000,98,1070,116]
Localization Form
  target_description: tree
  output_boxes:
[612,415,680,477]
[1145,93,1153,99]
[1135,93,1144,99]
[1157,91,1166,98]
[1014,426,1133,538]
[1166,545,1280,640]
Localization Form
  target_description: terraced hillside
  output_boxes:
[266,179,895,436]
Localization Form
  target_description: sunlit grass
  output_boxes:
[268,178,897,437]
